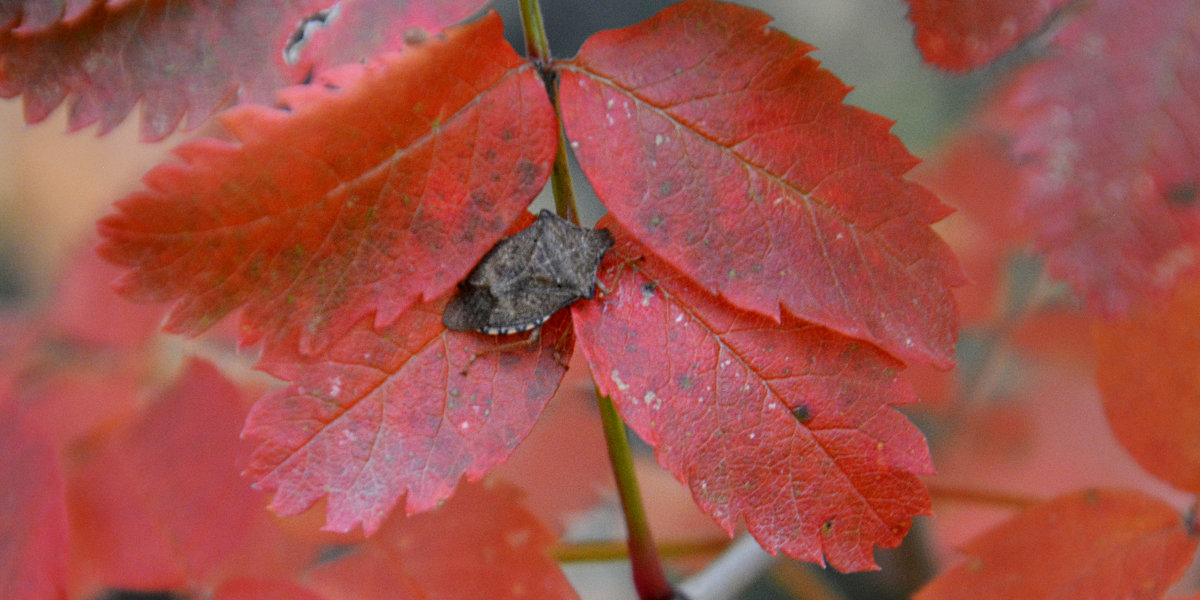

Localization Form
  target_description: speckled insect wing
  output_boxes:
[442,210,614,334]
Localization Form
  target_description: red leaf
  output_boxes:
[68,359,301,589]
[0,0,94,33]
[909,130,1032,325]
[1,245,163,449]
[49,242,165,350]
[0,402,68,600]
[0,0,488,140]
[989,0,1200,315]
[905,0,1070,71]
[572,219,932,571]
[305,482,578,600]
[1094,273,1200,493]
[917,489,1199,600]
[243,294,573,534]
[98,12,557,356]
[17,353,142,450]
[558,0,963,368]
[1,241,177,447]
[0,315,36,400]
[492,358,613,530]
[925,360,1194,555]
[215,579,327,600]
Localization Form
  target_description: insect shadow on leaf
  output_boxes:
[443,210,614,372]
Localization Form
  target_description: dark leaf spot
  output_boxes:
[1166,182,1198,207]
[403,27,429,45]
[516,158,538,189]
[791,404,812,423]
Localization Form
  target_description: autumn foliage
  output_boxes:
[1,0,1198,599]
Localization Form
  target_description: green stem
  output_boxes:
[547,93,581,225]
[552,538,729,563]
[518,0,580,225]
[519,2,671,597]
[598,391,676,600]
[518,0,551,64]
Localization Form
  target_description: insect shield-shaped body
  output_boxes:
[443,210,614,335]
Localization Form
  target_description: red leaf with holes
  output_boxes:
[572,219,932,571]
[0,402,68,600]
[558,0,962,369]
[916,489,1198,600]
[0,0,487,140]
[988,0,1200,315]
[98,12,556,356]
[304,482,578,600]
[243,292,573,534]
[905,0,1069,71]
[1094,273,1200,493]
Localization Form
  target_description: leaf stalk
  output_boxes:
[597,390,677,600]
[521,2,673,596]
[518,0,551,66]
[518,0,580,225]
[552,538,729,563]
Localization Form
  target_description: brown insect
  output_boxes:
[443,210,614,335]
